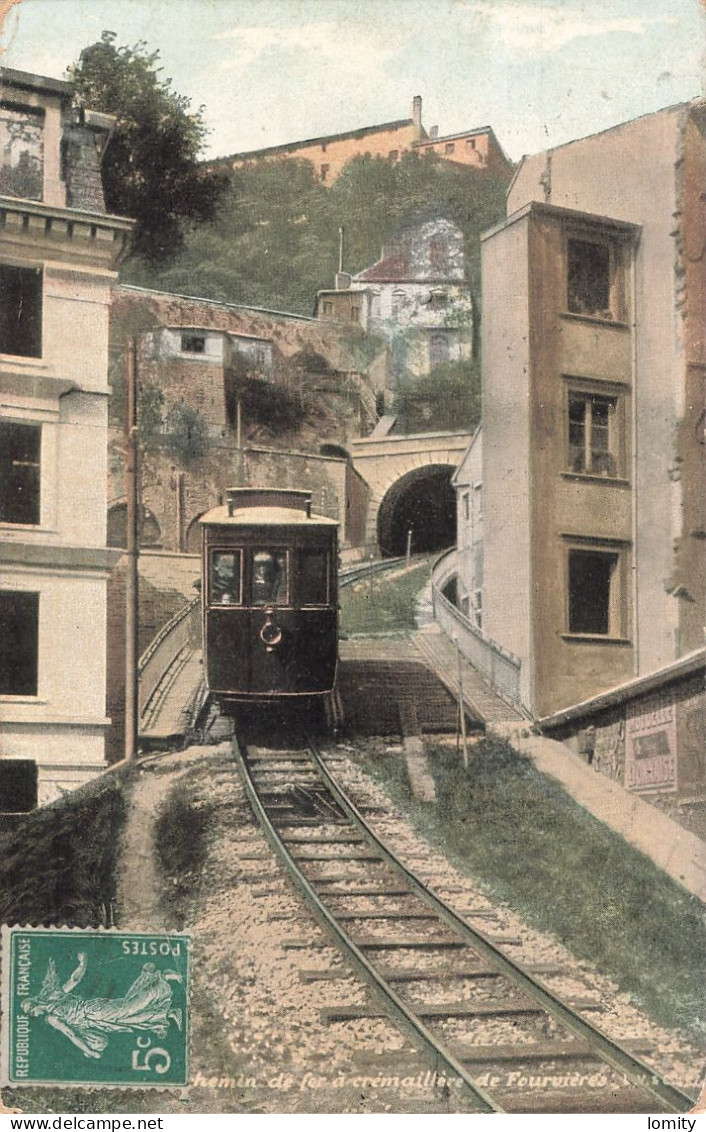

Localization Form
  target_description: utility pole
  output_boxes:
[454,636,469,770]
[124,337,140,762]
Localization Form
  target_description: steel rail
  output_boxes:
[309,740,695,1114]
[338,556,408,588]
[233,733,504,1113]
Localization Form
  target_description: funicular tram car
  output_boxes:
[200,488,338,707]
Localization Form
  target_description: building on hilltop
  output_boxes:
[205,96,512,185]
[449,98,704,806]
[315,216,473,395]
[0,68,133,808]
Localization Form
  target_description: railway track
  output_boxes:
[233,726,695,1115]
[339,556,410,588]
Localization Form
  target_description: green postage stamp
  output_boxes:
[1,927,190,1088]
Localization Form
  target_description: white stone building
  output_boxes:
[315,217,473,391]
[0,68,132,808]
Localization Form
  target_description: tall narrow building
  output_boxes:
[476,99,705,717]
[0,68,132,807]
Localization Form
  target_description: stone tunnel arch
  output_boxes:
[376,464,457,557]
[107,502,162,549]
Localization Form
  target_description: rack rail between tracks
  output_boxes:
[233,730,694,1115]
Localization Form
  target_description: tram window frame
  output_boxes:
[249,548,290,607]
[299,548,330,607]
[209,549,243,607]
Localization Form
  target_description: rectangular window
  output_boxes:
[567,239,612,319]
[322,301,333,315]
[472,589,482,629]
[0,264,42,356]
[388,149,398,162]
[473,484,483,521]
[350,306,360,322]
[320,164,329,182]
[299,549,329,606]
[428,290,448,309]
[181,333,206,354]
[209,550,242,606]
[445,142,455,154]
[462,492,470,521]
[466,138,476,149]
[429,333,449,368]
[568,392,618,476]
[0,103,44,201]
[250,549,288,606]
[0,590,39,695]
[0,421,41,524]
[568,550,618,635]
[0,759,38,813]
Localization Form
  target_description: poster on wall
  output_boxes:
[625,694,678,793]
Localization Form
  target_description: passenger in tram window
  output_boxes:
[211,552,239,605]
[252,550,287,605]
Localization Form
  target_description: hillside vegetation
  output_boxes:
[124,151,509,317]
[0,773,128,926]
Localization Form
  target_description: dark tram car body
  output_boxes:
[201,488,338,705]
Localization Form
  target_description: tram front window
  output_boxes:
[300,549,328,605]
[211,551,241,605]
[251,550,288,605]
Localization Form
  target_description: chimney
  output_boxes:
[429,125,439,140]
[412,95,423,136]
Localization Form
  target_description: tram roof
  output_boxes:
[199,504,338,528]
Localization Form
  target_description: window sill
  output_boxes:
[0,353,47,366]
[561,472,630,488]
[0,696,45,704]
[561,634,631,645]
[560,311,630,330]
[0,523,52,533]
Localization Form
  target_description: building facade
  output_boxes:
[451,427,483,626]
[107,285,378,558]
[206,97,511,185]
[315,217,473,389]
[459,99,705,725]
[0,69,132,807]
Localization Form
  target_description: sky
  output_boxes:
[0,0,703,162]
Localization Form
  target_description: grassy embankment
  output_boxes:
[339,558,432,636]
[0,772,157,1114]
[0,773,128,927]
[359,738,706,1041]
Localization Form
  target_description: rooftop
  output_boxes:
[208,117,415,166]
[0,66,73,101]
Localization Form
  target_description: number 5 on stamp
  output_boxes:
[1,927,190,1088]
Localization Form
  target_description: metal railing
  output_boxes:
[431,549,523,709]
[138,597,201,717]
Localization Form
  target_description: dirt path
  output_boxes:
[115,745,218,928]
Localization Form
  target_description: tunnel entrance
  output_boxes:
[377,465,456,557]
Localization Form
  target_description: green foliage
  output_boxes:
[71,31,228,264]
[154,779,215,929]
[164,402,209,465]
[0,776,126,926]
[137,380,165,451]
[339,559,432,636]
[360,739,706,1038]
[393,357,482,433]
[128,149,509,313]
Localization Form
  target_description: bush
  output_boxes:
[393,358,482,433]
[164,403,209,465]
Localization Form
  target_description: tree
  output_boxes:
[71,31,228,264]
[130,148,509,314]
[392,358,482,434]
